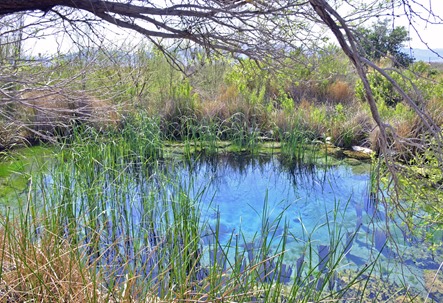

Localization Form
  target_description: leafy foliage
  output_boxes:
[357,19,414,67]
[355,61,440,108]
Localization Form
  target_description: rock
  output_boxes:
[352,146,375,155]
[257,136,273,142]
[343,157,363,166]
[343,150,372,160]
[323,144,343,157]
[260,141,281,149]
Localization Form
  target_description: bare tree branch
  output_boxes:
[0,0,315,64]
[1,0,443,172]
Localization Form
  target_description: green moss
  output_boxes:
[0,146,52,203]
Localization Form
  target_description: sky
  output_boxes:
[22,0,443,57]
[394,0,443,50]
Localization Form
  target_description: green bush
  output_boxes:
[356,62,437,108]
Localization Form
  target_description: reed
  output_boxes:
[0,130,415,302]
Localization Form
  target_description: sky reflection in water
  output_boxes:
[181,154,440,293]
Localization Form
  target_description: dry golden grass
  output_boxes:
[0,226,102,302]
[217,85,240,105]
[298,98,311,112]
[327,81,354,105]
[426,97,443,127]
[368,112,425,160]
[198,99,231,121]
[423,269,443,302]
[194,84,271,132]
[0,120,30,149]
[0,222,165,303]
[300,101,328,138]
[270,110,291,135]
[17,89,120,136]
[0,222,265,303]
[389,97,443,159]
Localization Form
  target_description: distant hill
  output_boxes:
[402,48,443,62]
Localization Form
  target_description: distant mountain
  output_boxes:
[402,48,443,62]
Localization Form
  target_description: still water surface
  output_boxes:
[179,154,440,294]
[4,150,441,298]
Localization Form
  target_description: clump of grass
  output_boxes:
[0,217,99,302]
[327,80,355,105]
[330,108,374,149]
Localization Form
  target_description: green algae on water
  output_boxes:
[0,146,52,203]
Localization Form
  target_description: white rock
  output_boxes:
[352,146,374,155]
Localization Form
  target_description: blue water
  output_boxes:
[36,152,443,297]
[189,155,368,243]
[178,154,440,293]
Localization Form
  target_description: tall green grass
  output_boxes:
[0,128,397,302]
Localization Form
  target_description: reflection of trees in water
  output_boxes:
[184,153,274,190]
[44,150,443,299]
[277,155,353,197]
[182,152,340,194]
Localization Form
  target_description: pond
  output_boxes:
[2,148,442,301]
[181,154,441,295]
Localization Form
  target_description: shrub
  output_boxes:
[327,80,354,104]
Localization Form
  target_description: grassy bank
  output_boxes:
[3,45,443,157]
